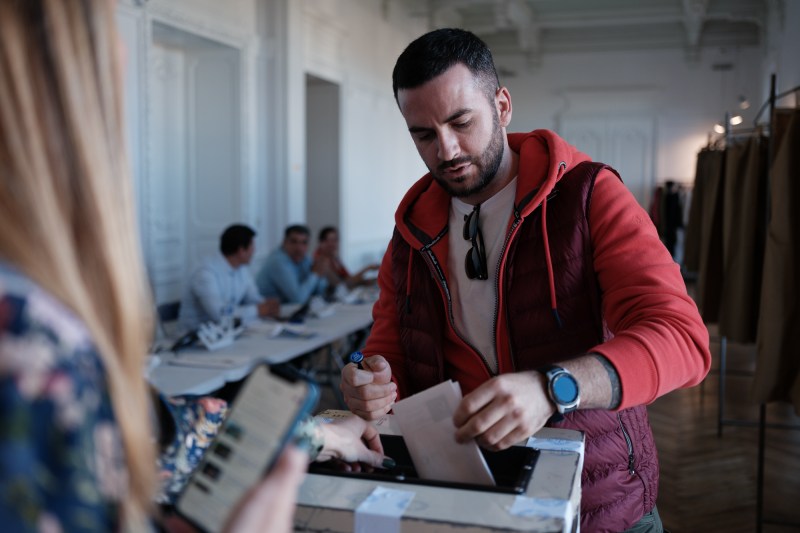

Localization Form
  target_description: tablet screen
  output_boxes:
[176,364,318,532]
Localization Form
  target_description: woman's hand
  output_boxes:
[164,446,308,533]
[223,446,308,533]
[315,415,386,468]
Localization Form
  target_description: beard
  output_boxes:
[430,112,505,198]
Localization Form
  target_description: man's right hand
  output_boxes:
[312,256,333,277]
[340,354,397,420]
[257,298,280,318]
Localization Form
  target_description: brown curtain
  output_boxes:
[718,136,768,343]
[694,149,726,323]
[752,109,800,414]
[684,151,712,272]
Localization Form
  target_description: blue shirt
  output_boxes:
[256,247,327,304]
[178,253,263,332]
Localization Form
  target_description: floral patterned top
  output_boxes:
[156,395,228,504]
[0,263,126,532]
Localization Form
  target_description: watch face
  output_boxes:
[552,374,579,404]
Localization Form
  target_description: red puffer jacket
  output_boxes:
[365,129,710,531]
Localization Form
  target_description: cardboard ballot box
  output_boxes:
[294,412,584,533]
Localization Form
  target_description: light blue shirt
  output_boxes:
[256,247,327,304]
[178,254,263,331]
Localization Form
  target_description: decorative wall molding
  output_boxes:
[118,0,260,303]
[148,0,254,48]
[303,8,347,84]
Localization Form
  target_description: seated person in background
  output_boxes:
[314,226,379,290]
[178,224,279,332]
[257,225,331,304]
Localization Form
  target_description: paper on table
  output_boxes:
[391,380,495,486]
[165,354,253,369]
[244,321,316,339]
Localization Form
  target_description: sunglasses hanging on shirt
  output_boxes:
[463,203,488,280]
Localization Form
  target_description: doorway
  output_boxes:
[148,23,242,303]
[305,74,341,247]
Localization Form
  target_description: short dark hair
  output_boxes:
[220,224,256,256]
[392,28,500,102]
[284,224,310,240]
[318,226,337,242]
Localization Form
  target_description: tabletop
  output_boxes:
[147,301,374,396]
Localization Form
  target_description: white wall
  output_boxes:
[763,0,800,106]
[501,45,765,188]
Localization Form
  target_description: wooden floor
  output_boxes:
[649,327,800,533]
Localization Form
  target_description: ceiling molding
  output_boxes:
[396,0,766,71]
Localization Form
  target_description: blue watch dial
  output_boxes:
[553,374,579,404]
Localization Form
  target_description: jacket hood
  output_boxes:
[394,129,592,248]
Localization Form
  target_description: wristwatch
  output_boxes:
[542,365,580,415]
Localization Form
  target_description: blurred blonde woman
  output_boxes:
[0,1,305,531]
[0,2,387,531]
[0,0,157,529]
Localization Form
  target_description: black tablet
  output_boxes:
[175,364,319,532]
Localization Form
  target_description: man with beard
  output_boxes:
[340,28,710,533]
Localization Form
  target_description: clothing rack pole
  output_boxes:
[717,111,731,438]
[755,72,776,533]
[717,336,728,437]
[752,82,800,125]
[756,403,767,533]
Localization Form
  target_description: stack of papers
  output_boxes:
[391,380,495,486]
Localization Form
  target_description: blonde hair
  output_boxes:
[0,0,155,525]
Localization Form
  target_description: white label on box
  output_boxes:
[526,435,583,452]
[354,486,415,533]
[509,495,568,518]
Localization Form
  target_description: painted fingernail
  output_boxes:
[382,457,396,469]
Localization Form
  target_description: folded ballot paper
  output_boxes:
[391,380,496,486]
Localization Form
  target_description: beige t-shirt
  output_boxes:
[447,178,517,374]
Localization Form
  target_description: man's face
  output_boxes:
[319,232,339,256]
[397,63,511,201]
[233,241,255,265]
[284,231,310,263]
[242,241,255,264]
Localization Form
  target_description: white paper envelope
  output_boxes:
[391,380,495,486]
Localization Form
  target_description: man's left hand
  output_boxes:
[452,371,555,451]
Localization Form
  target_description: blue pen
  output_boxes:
[349,351,364,369]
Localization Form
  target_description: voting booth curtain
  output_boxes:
[683,107,800,414]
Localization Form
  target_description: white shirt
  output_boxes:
[178,253,263,332]
[448,177,518,373]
